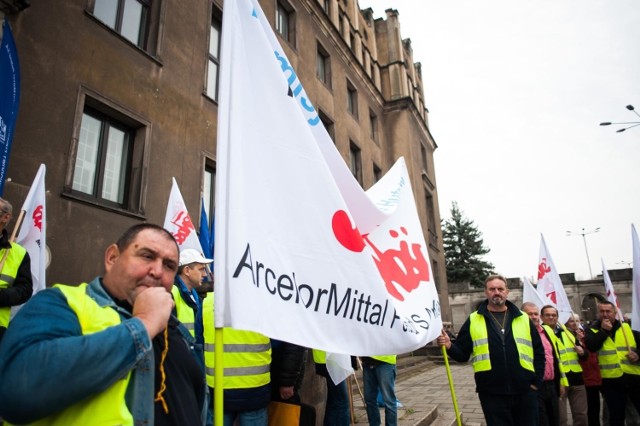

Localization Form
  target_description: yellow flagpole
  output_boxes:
[441,341,462,426]
[214,328,224,426]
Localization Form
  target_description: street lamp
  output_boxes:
[600,105,640,133]
[566,227,600,278]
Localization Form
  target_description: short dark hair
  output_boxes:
[540,305,558,315]
[598,300,616,309]
[484,274,508,288]
[116,223,178,253]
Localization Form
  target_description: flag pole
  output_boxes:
[441,336,462,426]
[214,328,224,426]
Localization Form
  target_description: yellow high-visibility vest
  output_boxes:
[468,311,534,373]
[171,285,195,337]
[591,323,640,379]
[0,243,27,328]
[202,295,271,389]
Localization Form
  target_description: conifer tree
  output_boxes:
[442,202,495,287]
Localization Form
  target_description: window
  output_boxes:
[92,0,150,48]
[206,15,222,101]
[338,10,345,38]
[373,163,382,183]
[346,80,358,118]
[203,162,216,227]
[66,91,149,214]
[425,194,437,234]
[276,1,295,45]
[420,143,428,172]
[369,109,378,141]
[318,110,335,142]
[321,0,330,15]
[72,108,132,206]
[316,43,331,87]
[349,141,362,185]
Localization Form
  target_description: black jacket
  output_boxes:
[270,340,307,402]
[447,300,545,395]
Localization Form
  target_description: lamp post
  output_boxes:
[566,227,600,278]
[600,105,640,133]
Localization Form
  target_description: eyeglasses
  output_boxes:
[542,313,558,318]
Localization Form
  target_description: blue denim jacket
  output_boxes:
[0,277,206,425]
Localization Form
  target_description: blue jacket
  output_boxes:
[0,277,204,425]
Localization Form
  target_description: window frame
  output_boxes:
[346,80,358,118]
[64,88,150,217]
[206,13,222,102]
[349,140,362,186]
[316,42,331,88]
[89,0,151,50]
[275,1,296,46]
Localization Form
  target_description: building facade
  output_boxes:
[1,0,450,317]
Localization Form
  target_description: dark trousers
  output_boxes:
[601,376,640,426]
[585,385,601,426]
[478,389,538,426]
[538,380,559,426]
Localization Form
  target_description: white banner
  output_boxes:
[163,178,204,254]
[537,234,573,324]
[214,0,442,356]
[601,258,620,311]
[521,276,552,309]
[632,224,640,332]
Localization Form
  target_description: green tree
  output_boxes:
[442,202,494,287]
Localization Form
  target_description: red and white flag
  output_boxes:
[163,178,204,254]
[601,258,620,311]
[16,164,46,295]
[537,234,573,324]
[631,224,640,332]
[522,276,552,308]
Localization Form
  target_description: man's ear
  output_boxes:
[104,244,121,272]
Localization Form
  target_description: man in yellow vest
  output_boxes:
[540,305,587,426]
[361,354,398,426]
[172,248,213,348]
[437,275,545,426]
[0,197,33,343]
[585,301,640,426]
[524,303,568,426]
[202,295,272,425]
[0,223,207,425]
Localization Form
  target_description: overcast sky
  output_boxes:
[359,0,640,281]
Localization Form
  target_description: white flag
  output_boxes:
[631,224,640,332]
[16,164,46,295]
[163,178,204,254]
[537,234,573,324]
[601,258,620,310]
[521,276,552,308]
[214,0,442,356]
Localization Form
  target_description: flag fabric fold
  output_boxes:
[214,0,442,356]
[631,224,640,332]
[163,178,205,254]
[521,276,552,308]
[601,258,620,311]
[537,234,573,324]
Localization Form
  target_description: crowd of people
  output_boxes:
[437,274,640,426]
[0,218,400,426]
[0,207,637,425]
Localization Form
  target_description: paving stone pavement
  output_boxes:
[350,361,486,426]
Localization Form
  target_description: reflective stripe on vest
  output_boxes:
[0,243,27,328]
[202,295,271,389]
[592,323,640,378]
[542,325,569,387]
[560,331,583,373]
[171,285,195,336]
[11,284,133,426]
[469,311,535,373]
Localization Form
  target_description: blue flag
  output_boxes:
[0,18,21,196]
[199,199,214,258]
